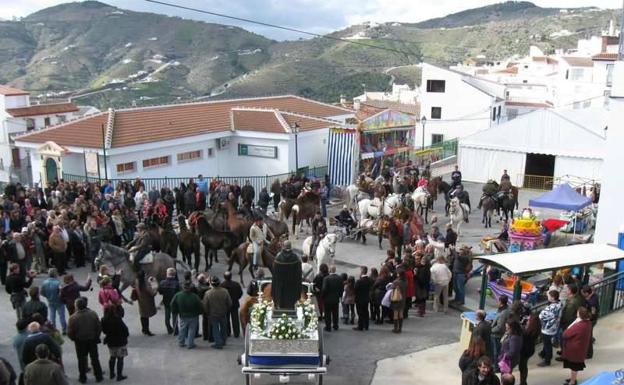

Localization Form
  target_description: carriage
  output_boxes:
[239,282,329,385]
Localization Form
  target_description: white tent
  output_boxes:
[475,243,624,275]
[458,107,608,183]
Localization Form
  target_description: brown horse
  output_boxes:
[227,237,281,286]
[195,214,241,271]
[177,215,201,270]
[378,216,403,258]
[427,176,442,208]
[222,200,252,243]
[159,220,179,259]
[291,192,320,239]
[407,212,424,242]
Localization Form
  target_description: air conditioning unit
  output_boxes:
[217,137,230,150]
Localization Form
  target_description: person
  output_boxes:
[459,336,487,374]
[249,217,266,270]
[501,169,510,183]
[0,356,16,385]
[23,344,68,385]
[451,246,471,305]
[97,276,121,312]
[5,263,34,320]
[445,223,458,248]
[561,307,593,385]
[271,240,302,309]
[353,266,373,331]
[101,305,129,381]
[158,267,180,335]
[414,255,431,317]
[48,226,68,275]
[127,223,152,272]
[499,320,523,374]
[491,295,510,369]
[321,265,343,332]
[335,206,356,234]
[221,271,243,338]
[581,285,599,359]
[311,212,327,252]
[519,306,540,385]
[258,187,270,214]
[313,264,329,320]
[131,270,157,336]
[22,286,48,322]
[473,310,492,357]
[462,356,500,385]
[538,290,562,367]
[430,255,452,313]
[501,374,515,385]
[451,165,462,190]
[60,273,92,316]
[40,268,66,334]
[342,276,356,325]
[241,180,255,209]
[13,319,30,371]
[203,276,232,349]
[22,321,62,370]
[558,283,584,361]
[371,266,391,324]
[390,268,407,333]
[67,297,103,383]
[301,256,314,283]
[171,280,203,349]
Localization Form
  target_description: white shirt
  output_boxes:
[430,262,452,286]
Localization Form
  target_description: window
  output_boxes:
[431,134,444,144]
[26,118,35,131]
[507,109,518,121]
[430,107,442,119]
[177,150,202,162]
[426,80,446,93]
[142,156,170,168]
[492,108,497,121]
[606,64,614,87]
[116,162,136,173]
[207,148,215,157]
[57,115,67,124]
[497,105,502,118]
[44,117,51,127]
[570,68,584,81]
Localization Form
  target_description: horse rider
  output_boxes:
[450,165,462,190]
[298,182,313,200]
[500,169,510,184]
[249,217,274,270]
[311,211,328,256]
[335,205,356,235]
[127,223,153,272]
[417,175,429,189]
[241,180,255,210]
[479,179,499,209]
[421,164,431,180]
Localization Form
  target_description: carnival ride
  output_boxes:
[240,282,329,385]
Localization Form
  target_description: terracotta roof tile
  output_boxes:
[16,96,351,149]
[280,112,339,131]
[561,57,594,68]
[359,101,420,116]
[505,101,553,108]
[232,109,286,133]
[6,102,79,117]
[16,113,108,148]
[592,53,618,61]
[0,85,29,96]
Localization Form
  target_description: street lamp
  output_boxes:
[292,122,300,175]
[420,115,427,151]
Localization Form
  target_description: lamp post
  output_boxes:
[292,122,300,175]
[420,116,427,151]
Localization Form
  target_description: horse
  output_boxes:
[222,200,252,242]
[195,214,241,271]
[95,243,186,295]
[427,176,442,207]
[159,220,179,259]
[410,187,433,224]
[437,180,452,215]
[498,192,516,222]
[253,209,289,239]
[448,197,470,235]
[480,195,497,228]
[177,215,201,270]
[300,233,337,272]
[358,194,402,221]
[446,190,471,217]
[227,237,280,286]
[407,212,425,242]
[378,216,403,258]
[345,184,370,212]
[291,192,321,239]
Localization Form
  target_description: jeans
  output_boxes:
[211,317,228,347]
[321,199,327,218]
[453,273,466,304]
[491,335,502,367]
[178,316,199,348]
[252,242,260,266]
[542,333,554,363]
[48,303,67,332]
[75,340,103,381]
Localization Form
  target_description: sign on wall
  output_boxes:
[238,144,277,159]
[85,152,99,176]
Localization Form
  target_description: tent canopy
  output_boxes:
[475,243,624,275]
[529,183,592,211]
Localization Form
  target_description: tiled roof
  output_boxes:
[561,57,594,68]
[0,85,29,96]
[496,66,519,74]
[17,112,108,148]
[532,56,559,65]
[16,96,351,149]
[360,100,420,116]
[505,101,553,108]
[232,109,286,133]
[592,53,618,61]
[6,102,79,117]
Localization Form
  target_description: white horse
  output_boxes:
[411,186,430,211]
[448,197,470,235]
[302,233,337,272]
[358,194,402,220]
[345,184,369,212]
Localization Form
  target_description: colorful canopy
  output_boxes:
[529,183,592,211]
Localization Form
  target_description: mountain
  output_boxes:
[0,1,619,107]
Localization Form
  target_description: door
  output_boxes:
[45,158,58,183]
[524,153,555,189]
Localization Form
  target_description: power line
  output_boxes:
[144,0,417,60]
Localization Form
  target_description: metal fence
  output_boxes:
[517,174,555,190]
[412,139,458,166]
[62,165,328,201]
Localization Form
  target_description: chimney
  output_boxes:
[354,100,361,110]
[339,94,346,105]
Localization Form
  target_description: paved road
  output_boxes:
[0,180,549,385]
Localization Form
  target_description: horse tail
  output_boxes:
[292,204,299,234]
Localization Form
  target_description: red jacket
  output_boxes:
[562,319,592,363]
[405,268,415,298]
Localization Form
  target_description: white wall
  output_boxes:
[30,151,42,186]
[458,146,526,184]
[62,153,87,177]
[554,156,602,182]
[291,129,329,172]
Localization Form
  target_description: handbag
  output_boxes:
[498,353,512,374]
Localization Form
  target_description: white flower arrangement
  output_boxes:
[263,313,302,340]
[296,298,318,335]
[250,298,318,339]
[250,299,273,334]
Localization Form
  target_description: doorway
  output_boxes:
[45,158,58,183]
[524,153,555,189]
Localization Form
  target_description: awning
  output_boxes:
[529,183,592,211]
[474,243,624,275]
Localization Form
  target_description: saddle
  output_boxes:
[130,251,156,264]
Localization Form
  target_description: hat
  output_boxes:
[136,223,146,230]
[283,240,292,250]
[210,276,220,286]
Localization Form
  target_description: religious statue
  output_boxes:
[271,240,302,310]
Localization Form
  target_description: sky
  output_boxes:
[0,0,622,40]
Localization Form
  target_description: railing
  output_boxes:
[412,139,458,166]
[516,174,554,190]
[62,166,328,201]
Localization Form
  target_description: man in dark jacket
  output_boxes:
[21,322,62,369]
[271,241,302,310]
[560,284,583,330]
[183,189,196,215]
[221,271,243,338]
[258,188,270,214]
[203,277,232,349]
[240,181,255,210]
[22,286,48,322]
[451,246,471,305]
[462,356,500,385]
[67,297,103,383]
[472,310,492,357]
[321,265,343,332]
[171,280,203,349]
[158,268,180,335]
[353,266,373,331]
[23,344,68,385]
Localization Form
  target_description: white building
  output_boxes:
[418,63,506,147]
[14,95,353,185]
[353,84,420,106]
[458,107,609,185]
[0,85,79,183]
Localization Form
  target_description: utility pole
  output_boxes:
[101,123,108,181]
